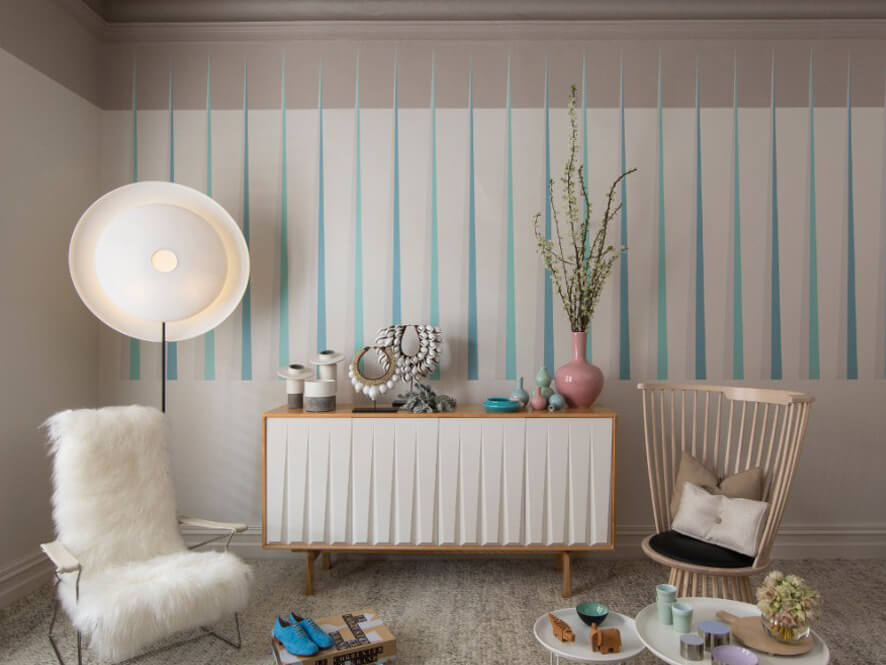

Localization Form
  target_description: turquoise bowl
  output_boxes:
[576,602,609,626]
[483,397,522,413]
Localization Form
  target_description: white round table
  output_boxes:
[533,609,646,664]
[634,597,830,665]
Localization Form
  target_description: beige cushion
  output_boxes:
[672,482,769,557]
[669,451,764,518]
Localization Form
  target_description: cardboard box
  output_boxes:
[271,609,396,665]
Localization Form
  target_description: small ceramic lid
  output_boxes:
[311,349,345,366]
[277,363,312,380]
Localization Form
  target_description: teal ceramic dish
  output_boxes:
[483,397,522,413]
[576,602,609,626]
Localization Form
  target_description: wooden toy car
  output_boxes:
[590,622,621,654]
[548,613,575,642]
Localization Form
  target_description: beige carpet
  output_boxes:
[1,557,882,664]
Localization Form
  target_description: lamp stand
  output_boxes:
[161,321,166,413]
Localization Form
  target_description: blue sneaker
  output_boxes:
[273,616,318,656]
[290,613,334,649]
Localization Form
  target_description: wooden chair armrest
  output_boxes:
[178,516,248,533]
[40,541,81,574]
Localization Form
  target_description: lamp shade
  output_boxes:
[69,182,250,342]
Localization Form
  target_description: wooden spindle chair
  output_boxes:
[637,383,813,602]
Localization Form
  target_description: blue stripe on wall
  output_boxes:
[694,61,707,380]
[769,55,783,380]
[656,53,668,380]
[846,59,858,379]
[731,55,744,380]
[504,54,517,380]
[203,59,215,380]
[618,56,631,380]
[316,66,327,353]
[166,69,178,380]
[279,58,290,367]
[129,62,140,381]
[808,51,820,380]
[429,54,440,380]
[354,54,364,354]
[467,64,479,380]
[240,65,253,380]
[543,58,555,373]
[391,55,402,325]
[582,53,592,362]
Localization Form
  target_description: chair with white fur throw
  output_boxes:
[40,405,252,664]
[637,383,813,602]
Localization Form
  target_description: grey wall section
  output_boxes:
[0,47,101,604]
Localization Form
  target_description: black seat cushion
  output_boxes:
[649,530,755,569]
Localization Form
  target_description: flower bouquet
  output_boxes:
[756,571,822,643]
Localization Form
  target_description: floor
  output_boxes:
[0,557,882,664]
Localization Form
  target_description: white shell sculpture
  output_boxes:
[374,324,443,389]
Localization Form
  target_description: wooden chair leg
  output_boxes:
[321,552,332,570]
[305,552,316,596]
[561,552,572,598]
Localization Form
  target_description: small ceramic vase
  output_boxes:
[548,393,566,411]
[540,385,554,399]
[529,387,548,411]
[509,376,530,406]
[535,366,552,388]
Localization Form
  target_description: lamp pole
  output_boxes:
[161,322,166,413]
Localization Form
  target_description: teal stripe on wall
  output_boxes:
[166,69,178,380]
[694,62,707,380]
[429,55,440,380]
[203,59,215,380]
[129,62,140,381]
[543,58,554,373]
[316,66,327,353]
[582,53,592,362]
[769,56,783,380]
[807,51,820,380]
[504,54,517,380]
[655,53,668,380]
[845,59,858,379]
[354,54,365,354]
[240,65,253,380]
[618,57,631,380]
[279,59,290,367]
[731,56,745,380]
[391,55,402,325]
[467,64,479,380]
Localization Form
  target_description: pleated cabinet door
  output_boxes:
[264,416,614,548]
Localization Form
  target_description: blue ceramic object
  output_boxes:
[576,602,609,626]
[548,393,566,411]
[483,397,522,413]
[535,366,552,388]
[509,376,530,406]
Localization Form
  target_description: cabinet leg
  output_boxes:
[305,552,316,596]
[561,552,572,598]
[321,552,332,570]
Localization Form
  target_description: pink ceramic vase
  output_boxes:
[555,331,604,408]
[529,387,548,411]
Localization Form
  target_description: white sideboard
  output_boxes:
[262,405,616,596]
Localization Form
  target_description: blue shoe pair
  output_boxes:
[273,613,333,656]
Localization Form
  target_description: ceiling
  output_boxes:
[79,0,886,23]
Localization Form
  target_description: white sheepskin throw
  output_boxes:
[45,406,252,662]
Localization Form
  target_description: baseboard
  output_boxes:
[0,551,52,609]
[181,523,886,561]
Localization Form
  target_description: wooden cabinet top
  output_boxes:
[263,404,616,419]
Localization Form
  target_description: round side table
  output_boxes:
[634,597,830,665]
[533,609,646,664]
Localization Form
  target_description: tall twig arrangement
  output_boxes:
[534,85,636,333]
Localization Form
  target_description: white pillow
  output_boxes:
[672,482,769,557]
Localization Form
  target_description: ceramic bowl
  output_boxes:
[576,602,609,626]
[483,397,522,413]
[711,645,758,665]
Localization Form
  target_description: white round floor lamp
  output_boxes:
[69,181,250,411]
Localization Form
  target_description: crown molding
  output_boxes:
[100,18,886,44]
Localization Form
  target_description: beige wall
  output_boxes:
[0,46,101,605]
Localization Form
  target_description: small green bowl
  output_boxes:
[576,602,609,626]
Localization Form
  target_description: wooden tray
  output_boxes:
[716,611,813,656]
